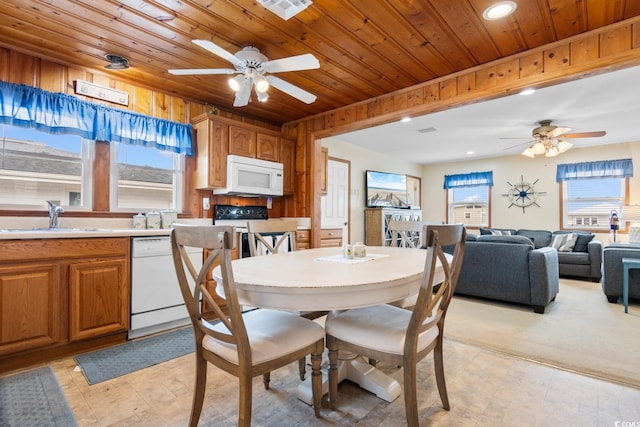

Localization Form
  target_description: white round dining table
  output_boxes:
[212,246,434,312]
[212,245,445,406]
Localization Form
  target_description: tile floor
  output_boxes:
[49,338,640,427]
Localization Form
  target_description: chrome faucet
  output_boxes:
[47,200,64,229]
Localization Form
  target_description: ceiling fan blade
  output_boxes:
[503,140,535,150]
[266,76,317,104]
[263,54,320,73]
[233,79,251,107]
[547,126,571,138]
[168,68,236,75]
[562,131,607,138]
[192,40,245,68]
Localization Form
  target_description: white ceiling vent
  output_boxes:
[417,127,438,133]
[257,0,312,20]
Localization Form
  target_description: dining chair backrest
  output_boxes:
[387,220,425,248]
[247,219,298,256]
[406,224,466,354]
[171,224,246,349]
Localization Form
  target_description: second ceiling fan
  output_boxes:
[169,40,320,107]
[504,120,606,157]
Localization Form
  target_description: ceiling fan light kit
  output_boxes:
[169,40,319,107]
[511,120,605,158]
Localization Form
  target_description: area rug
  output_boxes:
[445,278,640,388]
[0,366,77,426]
[74,327,194,385]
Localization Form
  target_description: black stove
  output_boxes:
[214,204,268,222]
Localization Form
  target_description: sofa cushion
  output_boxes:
[551,233,578,252]
[476,234,534,248]
[557,251,590,265]
[516,229,552,249]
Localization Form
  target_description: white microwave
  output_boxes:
[213,155,284,197]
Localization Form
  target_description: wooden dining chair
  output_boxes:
[325,224,466,427]
[246,219,328,380]
[387,220,425,248]
[171,224,324,427]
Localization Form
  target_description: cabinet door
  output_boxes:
[0,263,61,356]
[281,138,296,194]
[229,125,257,158]
[68,258,129,341]
[194,116,228,189]
[257,133,280,162]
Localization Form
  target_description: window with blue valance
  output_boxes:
[0,81,192,155]
[443,171,493,189]
[556,159,633,182]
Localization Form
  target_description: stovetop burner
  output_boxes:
[214,204,268,221]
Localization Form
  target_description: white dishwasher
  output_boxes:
[129,236,203,339]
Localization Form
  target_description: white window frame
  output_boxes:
[447,186,491,227]
[109,142,184,213]
[561,178,627,230]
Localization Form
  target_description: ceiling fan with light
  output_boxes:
[168,40,320,107]
[503,120,606,157]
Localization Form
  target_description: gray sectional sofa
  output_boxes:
[479,228,603,282]
[450,234,560,313]
[602,243,640,303]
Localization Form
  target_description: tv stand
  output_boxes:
[364,207,422,246]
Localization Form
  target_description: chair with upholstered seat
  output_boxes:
[171,224,324,427]
[325,224,466,426]
[247,219,328,380]
[387,220,425,248]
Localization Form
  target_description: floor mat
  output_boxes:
[0,366,77,426]
[74,327,194,385]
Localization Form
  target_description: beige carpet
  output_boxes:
[445,278,640,389]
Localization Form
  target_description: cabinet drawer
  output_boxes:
[320,228,342,247]
[296,229,310,242]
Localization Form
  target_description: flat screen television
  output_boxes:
[365,170,409,208]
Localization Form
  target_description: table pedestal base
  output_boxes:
[295,353,402,405]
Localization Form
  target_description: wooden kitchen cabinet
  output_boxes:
[229,125,256,158]
[320,228,343,247]
[192,113,295,190]
[281,138,295,194]
[68,257,129,341]
[193,114,228,189]
[0,237,130,368]
[296,228,310,250]
[0,262,62,356]
[257,132,280,161]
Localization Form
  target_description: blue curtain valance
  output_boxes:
[443,171,493,189]
[0,81,192,155]
[556,159,633,182]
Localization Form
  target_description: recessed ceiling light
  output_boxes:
[466,150,475,155]
[400,117,411,123]
[483,1,517,21]
[519,88,536,96]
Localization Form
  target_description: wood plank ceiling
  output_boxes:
[1,0,640,125]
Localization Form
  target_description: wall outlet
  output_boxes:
[202,197,210,210]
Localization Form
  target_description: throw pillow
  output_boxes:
[551,233,578,252]
[573,233,595,252]
[490,229,512,236]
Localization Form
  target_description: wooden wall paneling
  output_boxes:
[423,84,439,103]
[570,35,600,64]
[439,78,457,100]
[600,25,633,57]
[154,92,171,120]
[66,67,89,96]
[476,66,497,91]
[171,97,188,123]
[518,52,544,79]
[543,45,571,74]
[495,59,519,85]
[456,73,475,94]
[39,60,65,93]
[9,50,37,86]
[633,22,640,48]
[133,85,153,116]
[0,48,8,82]
[93,141,111,212]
